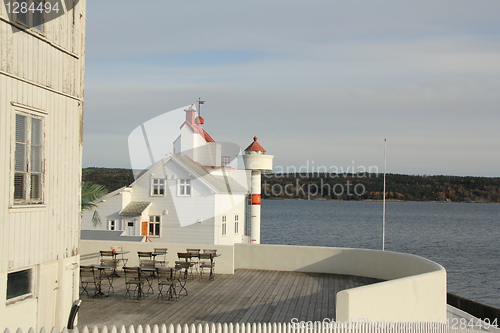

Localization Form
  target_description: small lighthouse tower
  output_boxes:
[243,137,274,244]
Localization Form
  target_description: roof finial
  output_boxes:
[245,136,266,153]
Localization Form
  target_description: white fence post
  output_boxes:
[2,322,491,333]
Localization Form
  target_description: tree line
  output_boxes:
[261,173,500,203]
[82,167,135,193]
[82,167,500,203]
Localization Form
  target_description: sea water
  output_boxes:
[260,200,500,308]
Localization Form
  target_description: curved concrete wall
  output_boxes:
[234,244,447,323]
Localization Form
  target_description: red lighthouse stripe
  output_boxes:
[251,194,261,205]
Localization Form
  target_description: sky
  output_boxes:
[83,0,500,177]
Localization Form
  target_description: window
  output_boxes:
[7,269,32,300]
[221,215,227,235]
[151,178,165,196]
[221,155,231,167]
[178,179,191,196]
[14,0,45,32]
[108,220,116,231]
[148,215,160,237]
[234,215,239,234]
[14,113,43,204]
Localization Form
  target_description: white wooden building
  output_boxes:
[0,1,86,331]
[81,105,254,245]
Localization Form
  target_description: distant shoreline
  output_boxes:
[263,197,500,204]
[82,167,500,204]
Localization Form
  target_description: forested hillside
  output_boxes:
[82,168,500,203]
[261,173,500,203]
[82,167,134,193]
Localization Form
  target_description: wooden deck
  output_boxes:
[77,269,383,328]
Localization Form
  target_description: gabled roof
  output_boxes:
[174,155,248,194]
[98,186,128,201]
[203,129,215,142]
[120,201,151,215]
[126,154,249,196]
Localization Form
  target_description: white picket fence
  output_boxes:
[2,322,490,333]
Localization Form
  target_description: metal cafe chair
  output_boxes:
[138,251,153,271]
[152,248,168,266]
[186,248,200,272]
[174,261,190,296]
[98,259,119,293]
[80,265,103,299]
[99,250,114,263]
[156,267,178,301]
[139,259,157,295]
[199,253,215,281]
[177,252,195,279]
[138,251,153,261]
[186,248,200,255]
[123,266,144,301]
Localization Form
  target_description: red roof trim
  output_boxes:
[245,136,266,151]
[203,129,215,142]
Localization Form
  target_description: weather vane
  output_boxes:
[198,98,205,116]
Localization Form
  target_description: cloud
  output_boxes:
[82,0,500,176]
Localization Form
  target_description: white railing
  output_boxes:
[2,323,488,333]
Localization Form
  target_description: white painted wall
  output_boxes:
[0,1,86,330]
[81,156,251,245]
[179,126,206,162]
[196,142,222,167]
[81,192,123,230]
[215,194,247,245]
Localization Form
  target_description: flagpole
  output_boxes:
[198,97,202,116]
[382,138,387,251]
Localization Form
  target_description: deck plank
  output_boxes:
[77,269,383,329]
[269,269,301,323]
[261,271,293,323]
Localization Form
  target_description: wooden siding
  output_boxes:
[0,2,85,98]
[76,269,383,328]
[0,81,83,271]
[0,1,86,272]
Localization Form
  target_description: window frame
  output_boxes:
[221,215,227,235]
[13,0,45,33]
[221,155,231,167]
[151,178,166,196]
[108,219,117,231]
[13,111,45,205]
[178,179,192,197]
[234,215,239,234]
[148,215,161,237]
[6,268,33,304]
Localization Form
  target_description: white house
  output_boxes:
[82,105,273,245]
[0,1,86,331]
